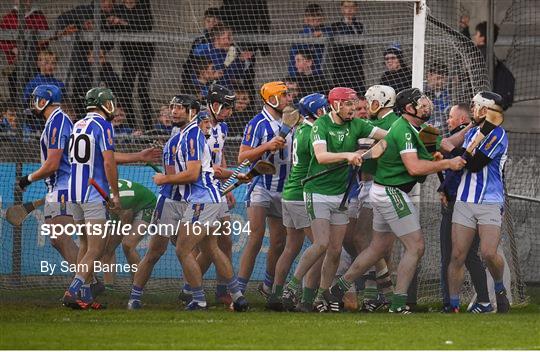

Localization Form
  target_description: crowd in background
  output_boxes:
[0,0,514,139]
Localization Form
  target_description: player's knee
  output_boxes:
[122,242,135,256]
[450,248,466,266]
[480,247,498,263]
[312,242,328,254]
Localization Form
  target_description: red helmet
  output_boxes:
[328,87,358,105]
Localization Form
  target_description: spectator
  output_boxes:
[56,0,119,100]
[473,21,515,110]
[230,86,256,135]
[181,7,221,93]
[283,76,301,105]
[288,4,331,77]
[153,105,173,133]
[112,106,142,135]
[182,56,221,101]
[220,0,271,90]
[425,62,452,135]
[114,0,155,131]
[192,24,254,89]
[0,103,17,132]
[330,1,366,94]
[71,44,121,118]
[294,48,330,98]
[23,50,65,104]
[0,0,49,102]
[459,14,471,39]
[379,43,412,93]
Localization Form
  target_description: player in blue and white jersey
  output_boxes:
[236,81,293,297]
[128,94,200,310]
[62,87,120,309]
[17,84,79,266]
[153,111,249,312]
[192,84,238,306]
[447,91,511,313]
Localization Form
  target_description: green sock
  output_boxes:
[390,293,407,310]
[287,276,301,292]
[315,288,326,301]
[273,284,284,297]
[337,277,353,292]
[301,287,317,304]
[364,287,378,300]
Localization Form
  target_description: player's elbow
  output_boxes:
[406,165,422,176]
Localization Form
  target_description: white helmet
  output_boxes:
[365,85,396,115]
[471,91,503,112]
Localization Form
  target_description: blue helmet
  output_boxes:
[298,93,328,119]
[30,84,62,112]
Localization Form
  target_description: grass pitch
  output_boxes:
[1,288,539,349]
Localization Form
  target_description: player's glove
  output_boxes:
[17,174,33,191]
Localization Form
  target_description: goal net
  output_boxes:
[0,0,532,306]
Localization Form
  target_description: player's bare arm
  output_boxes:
[24,148,63,183]
[114,147,161,164]
[103,150,120,209]
[313,143,362,166]
[153,160,201,185]
[401,151,466,175]
[237,136,285,164]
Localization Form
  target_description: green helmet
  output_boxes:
[85,87,116,117]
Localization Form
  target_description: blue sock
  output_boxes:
[450,295,460,309]
[216,284,228,297]
[191,286,206,303]
[494,281,505,293]
[182,283,192,294]
[263,271,273,290]
[238,277,249,294]
[80,284,93,302]
[227,277,243,301]
[68,275,85,296]
[130,285,143,301]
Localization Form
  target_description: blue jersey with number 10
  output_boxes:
[68,112,115,203]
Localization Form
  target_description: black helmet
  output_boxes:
[394,87,424,115]
[208,84,236,107]
[169,94,201,114]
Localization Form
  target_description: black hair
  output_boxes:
[475,21,500,43]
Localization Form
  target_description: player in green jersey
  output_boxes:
[329,88,466,314]
[282,87,388,313]
[340,85,399,312]
[101,179,157,287]
[265,93,328,311]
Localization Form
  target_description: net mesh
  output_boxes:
[0,0,536,306]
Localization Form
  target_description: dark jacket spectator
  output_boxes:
[379,44,412,93]
[329,1,366,94]
[1,4,49,102]
[293,49,330,98]
[113,0,155,131]
[473,21,515,110]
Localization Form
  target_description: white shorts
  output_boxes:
[282,200,311,229]
[182,203,221,226]
[71,201,108,222]
[304,192,349,226]
[358,180,373,210]
[152,195,187,237]
[370,183,420,237]
[452,201,503,229]
[44,190,73,219]
[248,186,282,218]
[218,201,230,220]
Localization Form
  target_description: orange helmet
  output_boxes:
[260,81,288,108]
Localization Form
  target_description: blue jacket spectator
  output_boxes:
[23,50,64,104]
[288,4,331,77]
[425,62,452,136]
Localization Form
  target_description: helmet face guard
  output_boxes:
[328,87,358,121]
[395,88,432,121]
[471,91,503,120]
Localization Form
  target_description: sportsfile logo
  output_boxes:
[40,220,251,238]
